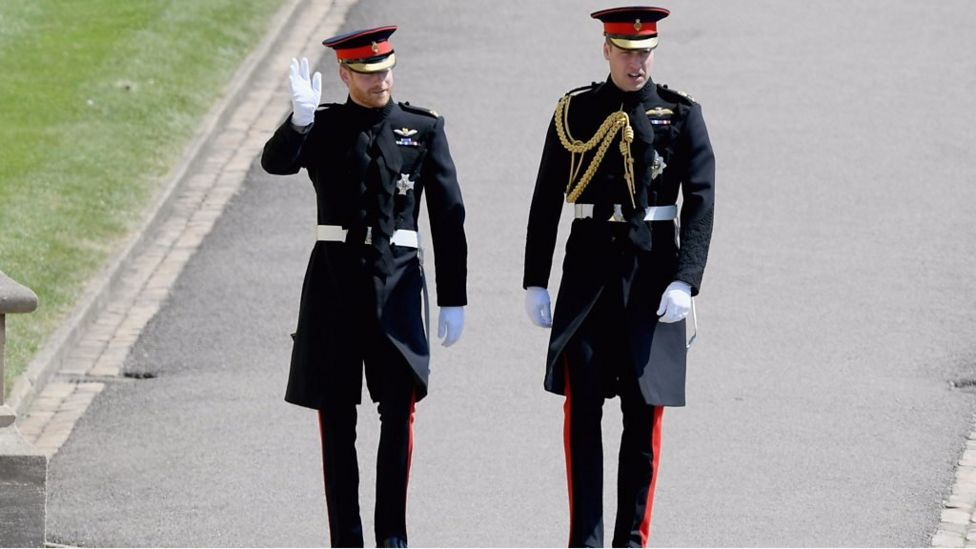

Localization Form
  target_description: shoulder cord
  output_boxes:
[553,95,636,207]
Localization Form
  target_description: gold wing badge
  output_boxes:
[646,106,673,126]
[393,127,420,147]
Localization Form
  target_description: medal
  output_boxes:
[396,174,415,195]
[651,150,667,179]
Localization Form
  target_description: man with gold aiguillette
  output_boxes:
[261,25,467,548]
[523,6,715,547]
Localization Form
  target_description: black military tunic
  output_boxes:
[524,76,715,407]
[262,98,467,409]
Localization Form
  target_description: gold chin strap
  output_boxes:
[554,94,636,207]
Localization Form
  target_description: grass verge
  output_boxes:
[0,0,286,396]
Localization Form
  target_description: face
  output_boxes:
[339,65,393,108]
[603,40,655,91]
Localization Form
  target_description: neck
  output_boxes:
[347,95,391,110]
[604,74,656,104]
[609,75,652,94]
[346,96,394,124]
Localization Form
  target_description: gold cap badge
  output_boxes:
[634,19,642,31]
[371,41,379,54]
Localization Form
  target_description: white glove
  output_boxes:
[288,57,321,128]
[525,286,553,328]
[438,306,464,347]
[657,281,692,323]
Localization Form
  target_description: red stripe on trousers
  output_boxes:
[405,390,416,501]
[562,357,574,546]
[638,406,664,547]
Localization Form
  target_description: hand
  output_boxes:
[438,306,464,347]
[525,286,552,328]
[657,281,692,323]
[288,57,321,128]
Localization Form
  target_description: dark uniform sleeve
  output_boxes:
[261,114,311,175]
[523,114,570,289]
[675,103,715,295]
[422,116,468,307]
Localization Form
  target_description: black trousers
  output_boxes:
[317,330,417,548]
[562,284,665,548]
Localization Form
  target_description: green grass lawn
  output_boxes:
[0,0,286,397]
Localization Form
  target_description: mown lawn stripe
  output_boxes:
[1,0,287,395]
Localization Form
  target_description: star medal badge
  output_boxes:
[396,173,415,196]
[651,150,667,179]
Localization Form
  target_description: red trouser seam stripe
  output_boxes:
[405,389,416,506]
[638,406,664,547]
[563,357,575,546]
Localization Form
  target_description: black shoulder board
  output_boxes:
[399,101,439,118]
[657,84,697,105]
[565,81,600,97]
[315,102,340,112]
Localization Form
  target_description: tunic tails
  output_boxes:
[523,78,715,406]
[262,100,467,409]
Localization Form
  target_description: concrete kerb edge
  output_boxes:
[5,0,343,417]
[932,412,976,547]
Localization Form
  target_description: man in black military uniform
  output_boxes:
[261,26,467,548]
[523,7,715,547]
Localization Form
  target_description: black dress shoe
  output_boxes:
[379,536,407,548]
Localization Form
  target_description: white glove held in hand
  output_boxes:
[438,306,464,347]
[288,57,321,128]
[657,281,692,323]
[525,286,553,328]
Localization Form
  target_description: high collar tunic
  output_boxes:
[262,98,467,408]
[524,77,715,406]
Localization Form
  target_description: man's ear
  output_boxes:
[603,40,611,61]
[338,64,350,86]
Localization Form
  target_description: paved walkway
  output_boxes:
[17,0,353,459]
[11,1,976,547]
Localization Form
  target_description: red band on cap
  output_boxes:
[604,21,657,36]
[335,41,393,61]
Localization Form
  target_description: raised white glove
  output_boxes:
[438,306,464,347]
[525,286,553,328]
[657,281,692,323]
[288,57,321,128]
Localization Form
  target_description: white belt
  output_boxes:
[315,225,419,249]
[574,204,677,222]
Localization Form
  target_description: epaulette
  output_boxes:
[564,81,600,97]
[657,83,697,105]
[399,101,439,118]
[315,102,340,112]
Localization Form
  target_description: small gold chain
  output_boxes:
[553,95,636,207]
